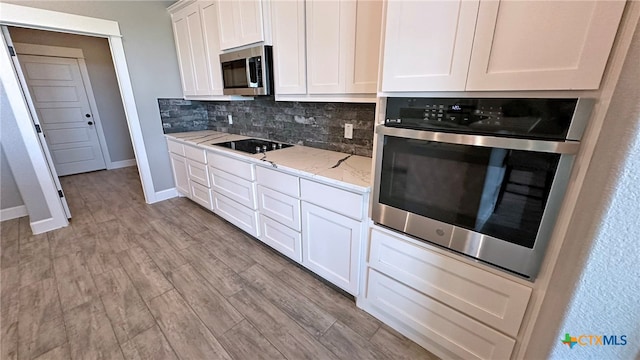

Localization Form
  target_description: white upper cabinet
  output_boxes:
[381,0,479,92]
[306,0,382,95]
[466,1,626,91]
[200,1,224,95]
[169,1,225,97]
[217,0,265,50]
[271,0,307,95]
[381,0,625,92]
[171,2,213,96]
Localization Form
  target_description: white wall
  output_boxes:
[4,0,183,192]
[9,26,135,163]
[0,145,24,210]
[540,22,640,360]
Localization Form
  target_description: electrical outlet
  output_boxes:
[228,114,233,124]
[344,123,353,139]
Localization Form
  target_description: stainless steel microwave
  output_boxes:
[220,45,273,96]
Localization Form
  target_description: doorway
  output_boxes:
[1,3,156,233]
[18,54,108,176]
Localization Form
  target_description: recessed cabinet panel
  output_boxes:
[200,1,224,95]
[190,180,213,210]
[271,0,307,95]
[217,0,264,50]
[256,166,300,197]
[259,214,302,263]
[347,0,383,93]
[208,152,255,180]
[213,191,259,237]
[187,159,210,187]
[302,202,361,295]
[238,0,265,46]
[210,167,257,209]
[167,139,185,156]
[381,0,479,92]
[369,228,531,336]
[306,0,345,94]
[258,186,301,231]
[366,269,515,360]
[169,153,190,196]
[172,14,197,96]
[466,1,625,90]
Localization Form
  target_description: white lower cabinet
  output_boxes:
[301,202,361,295]
[360,226,532,360]
[212,191,259,237]
[366,269,515,360]
[257,185,301,231]
[189,180,212,210]
[169,153,190,196]
[259,214,302,263]
[210,167,257,209]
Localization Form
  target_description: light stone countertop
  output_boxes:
[165,130,373,193]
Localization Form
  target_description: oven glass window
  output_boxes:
[222,59,248,88]
[379,136,561,248]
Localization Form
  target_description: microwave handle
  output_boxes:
[247,58,259,88]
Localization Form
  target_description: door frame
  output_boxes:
[0,3,158,233]
[14,43,115,170]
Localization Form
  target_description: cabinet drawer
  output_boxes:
[212,192,259,238]
[300,179,364,220]
[167,139,185,156]
[187,159,210,187]
[189,181,212,210]
[366,269,515,360]
[256,166,300,197]
[184,144,207,163]
[258,186,301,231]
[208,152,255,180]
[210,167,257,209]
[369,228,531,336]
[259,215,302,263]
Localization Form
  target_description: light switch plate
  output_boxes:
[344,123,353,139]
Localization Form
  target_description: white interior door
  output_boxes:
[18,54,106,176]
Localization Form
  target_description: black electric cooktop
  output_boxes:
[213,138,293,154]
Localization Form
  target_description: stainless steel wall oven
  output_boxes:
[372,97,593,279]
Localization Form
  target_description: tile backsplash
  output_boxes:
[159,97,376,157]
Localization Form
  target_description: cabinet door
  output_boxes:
[271,0,307,94]
[212,191,260,237]
[171,4,213,96]
[306,0,348,94]
[200,1,224,95]
[217,0,264,50]
[169,153,190,196]
[345,0,383,94]
[259,214,302,263]
[301,202,361,295]
[237,0,264,46]
[466,1,625,91]
[381,1,479,92]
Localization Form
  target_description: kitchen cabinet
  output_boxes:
[306,0,382,94]
[381,0,625,92]
[168,1,224,98]
[169,153,190,196]
[466,1,626,91]
[216,0,265,50]
[167,139,212,207]
[207,151,260,237]
[358,225,532,360]
[301,202,362,295]
[381,0,478,92]
[271,0,382,100]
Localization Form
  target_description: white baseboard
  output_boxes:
[30,216,68,234]
[0,205,28,221]
[151,187,178,203]
[108,159,137,169]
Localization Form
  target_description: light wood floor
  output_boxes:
[0,167,438,360]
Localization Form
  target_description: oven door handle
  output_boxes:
[376,126,580,154]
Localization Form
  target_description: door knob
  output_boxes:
[85,114,91,118]
[88,121,94,125]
